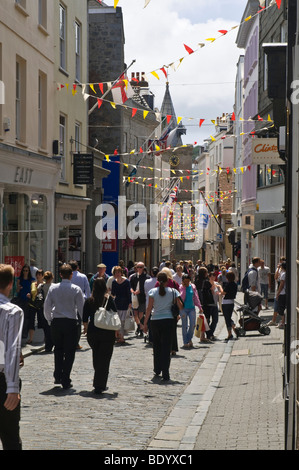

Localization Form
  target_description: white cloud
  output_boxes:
[119,0,247,144]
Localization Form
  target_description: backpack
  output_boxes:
[241,267,257,293]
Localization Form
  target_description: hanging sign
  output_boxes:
[73,153,94,185]
[251,138,283,164]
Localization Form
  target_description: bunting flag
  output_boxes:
[111,76,134,104]
[144,0,152,7]
[276,0,282,9]
[184,44,194,55]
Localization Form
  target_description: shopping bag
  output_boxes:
[194,315,203,338]
[124,309,135,331]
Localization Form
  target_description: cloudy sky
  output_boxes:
[115,0,249,146]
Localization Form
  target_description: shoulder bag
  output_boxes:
[171,288,180,318]
[94,295,121,331]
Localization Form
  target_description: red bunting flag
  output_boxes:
[167,115,172,124]
[160,67,168,79]
[99,83,104,94]
[97,98,103,109]
[258,115,263,121]
[199,119,205,127]
[231,112,235,121]
[139,147,143,153]
[184,44,194,55]
[218,30,228,35]
[132,108,137,117]
[276,0,281,9]
[114,149,118,155]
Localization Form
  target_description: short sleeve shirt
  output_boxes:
[148,287,179,320]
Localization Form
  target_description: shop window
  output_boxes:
[2,193,47,270]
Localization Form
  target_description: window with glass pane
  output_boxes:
[75,21,81,82]
[59,114,66,180]
[16,62,20,140]
[59,4,66,70]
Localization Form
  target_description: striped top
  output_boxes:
[0,293,24,393]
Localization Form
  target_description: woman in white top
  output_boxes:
[143,272,182,381]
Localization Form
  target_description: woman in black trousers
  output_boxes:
[83,278,116,394]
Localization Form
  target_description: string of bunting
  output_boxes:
[56,83,274,137]
[97,1,279,78]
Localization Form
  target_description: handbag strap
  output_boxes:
[103,295,110,309]
[172,288,176,304]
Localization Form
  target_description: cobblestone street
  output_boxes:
[19,322,211,450]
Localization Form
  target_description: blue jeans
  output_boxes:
[181,308,196,345]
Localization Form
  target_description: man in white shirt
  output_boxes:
[0,264,23,450]
[258,260,271,309]
[44,264,84,389]
[247,257,261,291]
[69,260,91,299]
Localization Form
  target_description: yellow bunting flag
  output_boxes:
[151,71,160,80]
[114,0,119,7]
[245,15,252,21]
[105,155,110,162]
[210,135,216,142]
[206,38,216,42]
[110,102,116,109]
[90,84,96,94]
[143,110,149,119]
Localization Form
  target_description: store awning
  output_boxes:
[252,221,286,238]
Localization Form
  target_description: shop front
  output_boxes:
[55,193,91,278]
[0,144,60,275]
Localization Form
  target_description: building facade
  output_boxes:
[0,0,60,275]
[54,0,90,276]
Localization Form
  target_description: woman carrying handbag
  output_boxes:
[83,278,117,394]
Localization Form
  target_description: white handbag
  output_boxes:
[131,281,139,309]
[94,296,121,331]
[124,308,135,331]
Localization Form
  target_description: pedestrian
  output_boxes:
[83,278,117,394]
[15,264,35,341]
[111,266,132,344]
[222,271,238,342]
[144,267,159,343]
[268,261,286,328]
[158,267,180,355]
[89,263,109,291]
[143,272,183,382]
[194,266,208,305]
[43,264,84,389]
[39,271,54,352]
[69,260,91,350]
[228,262,239,284]
[247,257,261,292]
[173,264,183,286]
[0,264,24,450]
[179,273,203,348]
[69,260,91,299]
[27,269,44,345]
[129,262,150,337]
[202,272,222,341]
[258,260,271,309]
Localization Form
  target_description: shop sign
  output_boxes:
[73,153,94,185]
[102,231,117,252]
[251,138,284,164]
[5,256,25,277]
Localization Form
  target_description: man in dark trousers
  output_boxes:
[0,264,24,450]
[129,262,150,336]
[44,264,84,389]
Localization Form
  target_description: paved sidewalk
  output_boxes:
[147,294,285,450]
